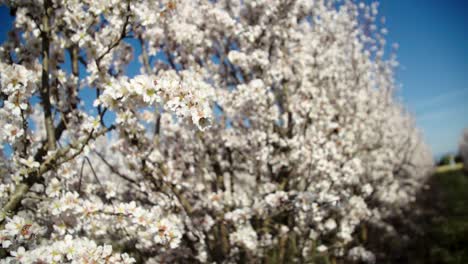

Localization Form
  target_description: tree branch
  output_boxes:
[40,0,57,151]
[1,126,115,223]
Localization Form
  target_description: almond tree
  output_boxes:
[0,0,432,263]
[459,128,468,172]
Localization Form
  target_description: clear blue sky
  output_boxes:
[373,0,468,157]
[1,1,467,158]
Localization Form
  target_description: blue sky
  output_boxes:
[373,0,468,157]
[1,1,467,158]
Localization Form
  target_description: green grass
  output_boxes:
[435,163,464,173]
[426,168,468,264]
[362,166,468,264]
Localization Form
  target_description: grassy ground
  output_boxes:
[435,163,464,173]
[368,166,468,264]
[423,166,468,263]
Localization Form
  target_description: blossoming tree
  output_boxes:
[459,128,468,173]
[0,0,432,263]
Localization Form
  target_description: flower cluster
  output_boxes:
[1,236,135,264]
[1,216,42,249]
[95,70,214,130]
[0,63,38,144]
